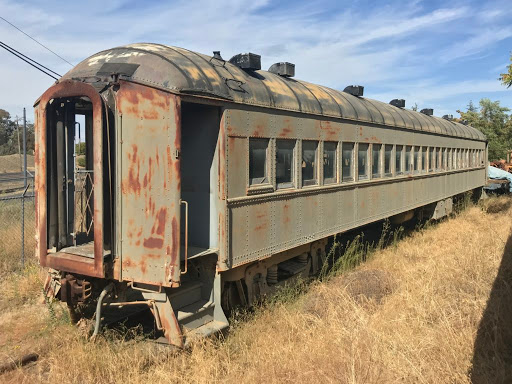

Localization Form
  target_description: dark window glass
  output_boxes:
[395,145,403,175]
[436,147,441,170]
[405,146,412,173]
[413,146,419,173]
[358,143,369,180]
[384,145,392,176]
[323,142,337,184]
[429,147,435,171]
[342,142,354,181]
[249,138,269,185]
[421,147,427,172]
[302,140,318,186]
[442,148,447,170]
[372,144,382,178]
[276,140,295,188]
[448,149,452,169]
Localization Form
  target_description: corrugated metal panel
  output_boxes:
[63,43,486,141]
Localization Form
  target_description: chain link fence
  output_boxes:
[0,174,35,274]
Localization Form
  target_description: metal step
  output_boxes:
[177,299,214,330]
[168,281,203,311]
[184,320,229,345]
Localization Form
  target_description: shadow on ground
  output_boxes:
[470,232,512,383]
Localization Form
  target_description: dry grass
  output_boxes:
[0,198,36,275]
[1,196,511,383]
[0,154,35,174]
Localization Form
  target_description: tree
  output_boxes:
[458,99,512,161]
[0,109,35,156]
[500,53,512,88]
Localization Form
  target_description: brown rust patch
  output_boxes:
[143,237,164,249]
[122,144,141,195]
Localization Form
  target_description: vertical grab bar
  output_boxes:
[180,200,188,275]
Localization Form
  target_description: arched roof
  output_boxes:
[62,43,486,141]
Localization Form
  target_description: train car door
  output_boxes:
[116,81,181,287]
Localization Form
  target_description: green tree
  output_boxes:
[458,99,512,161]
[500,53,512,88]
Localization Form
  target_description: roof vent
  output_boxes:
[268,62,295,77]
[229,53,261,70]
[343,85,364,97]
[213,51,223,60]
[390,99,405,108]
[420,108,433,116]
[442,114,453,120]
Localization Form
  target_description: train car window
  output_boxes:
[413,146,419,173]
[453,149,457,169]
[442,148,447,170]
[323,142,337,184]
[276,139,296,189]
[302,140,318,187]
[249,138,269,185]
[372,144,382,178]
[384,145,392,176]
[447,148,452,170]
[429,147,435,172]
[480,150,485,166]
[436,147,441,171]
[395,145,403,175]
[421,147,427,172]
[358,143,369,180]
[342,142,354,181]
[405,146,413,174]
[465,149,469,168]
[458,149,462,169]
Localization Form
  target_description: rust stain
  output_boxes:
[122,144,141,195]
[143,237,164,249]
[169,217,178,267]
[255,223,268,231]
[153,208,168,236]
[279,127,292,137]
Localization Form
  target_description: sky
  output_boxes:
[1,0,511,123]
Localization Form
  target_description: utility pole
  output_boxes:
[23,108,27,186]
[16,116,21,171]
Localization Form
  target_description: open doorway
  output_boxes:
[180,102,221,258]
[45,97,114,257]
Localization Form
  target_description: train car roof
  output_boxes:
[62,43,486,141]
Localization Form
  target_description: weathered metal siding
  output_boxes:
[223,107,485,269]
[115,81,181,286]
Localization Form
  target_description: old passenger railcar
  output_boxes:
[35,44,487,347]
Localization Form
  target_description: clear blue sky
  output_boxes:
[1,0,511,122]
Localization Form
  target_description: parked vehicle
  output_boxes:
[35,44,487,347]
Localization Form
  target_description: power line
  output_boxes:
[0,41,60,80]
[0,41,61,77]
[0,15,73,66]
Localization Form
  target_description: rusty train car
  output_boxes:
[35,43,487,347]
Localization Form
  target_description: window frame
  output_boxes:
[248,137,271,186]
[384,144,392,177]
[405,145,413,174]
[342,142,355,182]
[372,143,382,179]
[395,145,404,176]
[357,142,369,181]
[301,140,319,187]
[275,138,296,190]
[323,141,338,185]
